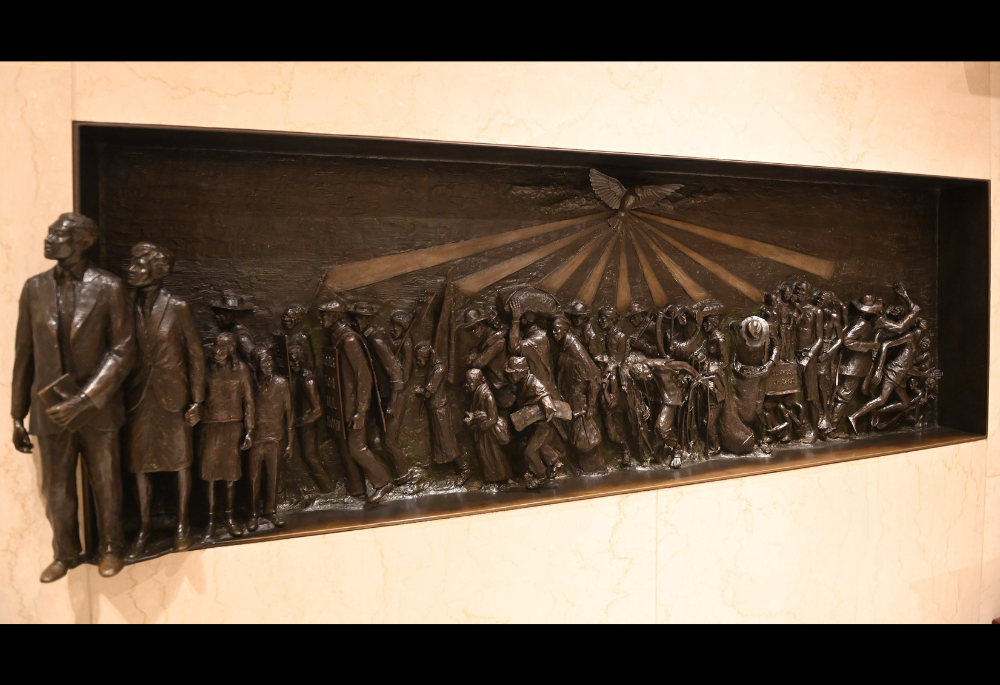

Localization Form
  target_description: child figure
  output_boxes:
[247,349,293,531]
[200,332,254,539]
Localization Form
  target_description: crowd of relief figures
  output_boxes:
[12,169,941,582]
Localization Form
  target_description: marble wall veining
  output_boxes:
[1,61,997,623]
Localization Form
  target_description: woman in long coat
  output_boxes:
[200,332,254,538]
[463,368,512,483]
[414,342,471,485]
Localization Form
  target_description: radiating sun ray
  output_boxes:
[616,238,631,313]
[641,220,764,303]
[636,211,836,281]
[633,225,711,303]
[577,233,619,306]
[455,224,599,295]
[537,229,611,294]
[321,211,613,292]
[629,230,668,308]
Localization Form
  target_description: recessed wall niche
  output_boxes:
[72,123,989,562]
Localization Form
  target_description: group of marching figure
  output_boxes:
[449,279,943,487]
[12,213,945,584]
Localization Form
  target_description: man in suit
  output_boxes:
[124,242,205,559]
[11,213,136,582]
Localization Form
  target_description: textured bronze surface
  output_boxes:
[21,122,983,574]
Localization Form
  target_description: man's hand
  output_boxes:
[184,402,202,427]
[349,413,364,430]
[283,444,293,462]
[241,433,253,450]
[45,392,93,429]
[12,419,33,453]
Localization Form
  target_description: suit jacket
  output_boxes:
[12,263,136,435]
[127,287,205,415]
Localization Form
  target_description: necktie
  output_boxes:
[56,271,76,378]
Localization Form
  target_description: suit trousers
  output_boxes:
[38,426,124,561]
[249,440,281,516]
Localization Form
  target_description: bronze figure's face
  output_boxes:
[415,344,432,368]
[630,362,653,382]
[258,352,274,376]
[551,317,570,342]
[282,305,306,331]
[127,242,172,288]
[44,214,96,261]
[597,308,617,330]
[468,322,486,340]
[213,335,236,365]
[464,368,484,392]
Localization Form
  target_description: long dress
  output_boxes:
[469,382,512,482]
[424,360,461,464]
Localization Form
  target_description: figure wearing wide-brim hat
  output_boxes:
[211,290,255,312]
[850,294,884,314]
[457,307,491,329]
[462,307,516,409]
[211,290,256,365]
[564,300,599,357]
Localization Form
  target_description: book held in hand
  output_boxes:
[38,374,96,432]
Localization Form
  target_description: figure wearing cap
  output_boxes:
[828,284,921,437]
[461,307,516,409]
[626,302,658,357]
[211,290,257,366]
[564,301,600,358]
[351,302,418,486]
[504,356,565,489]
[389,310,415,385]
[318,297,394,504]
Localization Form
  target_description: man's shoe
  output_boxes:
[264,512,286,528]
[173,525,193,552]
[455,465,472,487]
[393,468,419,486]
[223,515,243,537]
[802,427,817,444]
[669,455,682,469]
[203,516,216,541]
[245,516,259,533]
[40,557,77,583]
[98,554,124,578]
[125,530,150,561]
[367,481,394,504]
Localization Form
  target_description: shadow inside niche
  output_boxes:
[88,549,208,624]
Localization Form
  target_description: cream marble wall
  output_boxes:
[1,62,996,623]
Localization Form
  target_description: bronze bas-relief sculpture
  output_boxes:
[12,161,946,579]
